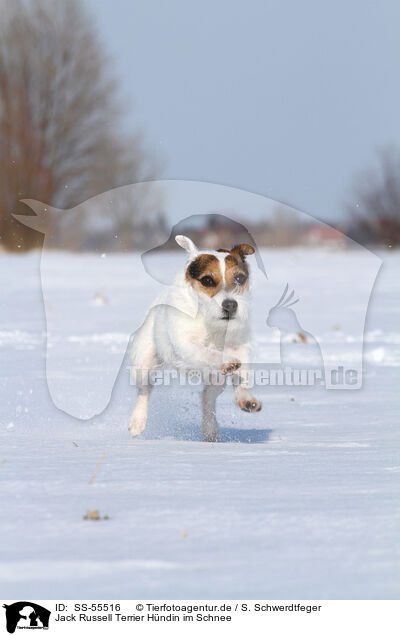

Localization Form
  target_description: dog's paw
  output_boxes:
[220,360,241,375]
[128,417,147,437]
[237,397,262,413]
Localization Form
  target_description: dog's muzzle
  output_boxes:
[221,298,238,319]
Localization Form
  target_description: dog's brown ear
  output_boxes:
[231,243,255,259]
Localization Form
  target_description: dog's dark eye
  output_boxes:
[234,273,247,285]
[200,276,215,287]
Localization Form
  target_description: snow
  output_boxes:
[0,248,399,600]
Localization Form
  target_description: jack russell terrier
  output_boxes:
[129,235,262,442]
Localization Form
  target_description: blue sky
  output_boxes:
[86,0,400,224]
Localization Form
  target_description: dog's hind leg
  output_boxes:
[202,380,225,442]
[128,315,158,438]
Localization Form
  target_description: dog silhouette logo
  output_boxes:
[14,181,381,411]
[2,602,50,633]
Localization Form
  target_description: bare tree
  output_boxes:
[0,0,159,251]
[346,146,400,247]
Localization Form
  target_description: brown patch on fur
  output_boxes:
[186,254,222,297]
[225,253,239,266]
[186,245,254,296]
[224,253,249,292]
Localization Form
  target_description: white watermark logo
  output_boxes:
[14,180,381,419]
[131,366,358,388]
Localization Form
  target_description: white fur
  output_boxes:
[175,234,198,255]
[129,236,261,441]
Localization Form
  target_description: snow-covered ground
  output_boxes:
[0,248,399,599]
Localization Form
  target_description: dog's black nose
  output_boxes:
[222,298,238,317]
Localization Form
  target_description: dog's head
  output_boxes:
[175,235,255,326]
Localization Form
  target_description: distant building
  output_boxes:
[302,225,346,248]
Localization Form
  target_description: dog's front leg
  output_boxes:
[202,379,225,442]
[229,346,263,413]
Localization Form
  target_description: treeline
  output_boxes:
[0,0,160,251]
